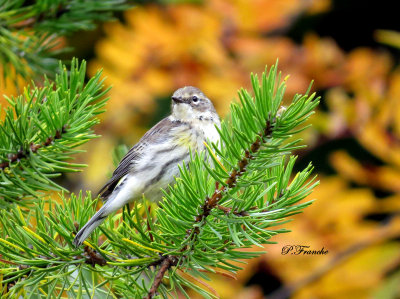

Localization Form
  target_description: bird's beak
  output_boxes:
[172,96,184,103]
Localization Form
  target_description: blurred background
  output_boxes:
[3,0,400,298]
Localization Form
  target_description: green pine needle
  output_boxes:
[0,58,109,207]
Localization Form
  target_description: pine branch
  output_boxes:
[0,58,109,207]
[2,0,130,34]
[145,256,179,299]
[0,125,67,170]
[179,119,274,253]
[0,0,130,82]
[145,111,308,297]
[0,63,320,298]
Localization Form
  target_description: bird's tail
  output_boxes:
[73,205,109,247]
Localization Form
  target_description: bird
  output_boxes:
[73,86,220,246]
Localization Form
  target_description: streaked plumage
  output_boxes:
[73,86,220,246]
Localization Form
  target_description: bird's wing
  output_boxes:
[98,117,176,200]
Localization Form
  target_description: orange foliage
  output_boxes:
[88,0,336,133]
[84,0,341,189]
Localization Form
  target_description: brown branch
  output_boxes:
[83,246,107,267]
[0,125,67,170]
[71,222,107,267]
[145,255,178,299]
[0,256,18,265]
[147,206,154,243]
[217,205,250,216]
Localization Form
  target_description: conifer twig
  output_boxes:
[145,256,178,299]
[146,119,275,297]
[0,58,108,204]
[0,0,130,81]
[0,125,67,170]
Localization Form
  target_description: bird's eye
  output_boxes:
[192,96,199,103]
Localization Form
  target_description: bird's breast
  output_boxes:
[175,120,219,153]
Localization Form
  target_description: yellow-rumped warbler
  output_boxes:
[73,86,220,246]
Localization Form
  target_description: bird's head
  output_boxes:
[170,86,218,122]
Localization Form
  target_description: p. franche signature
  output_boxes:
[281,245,328,255]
